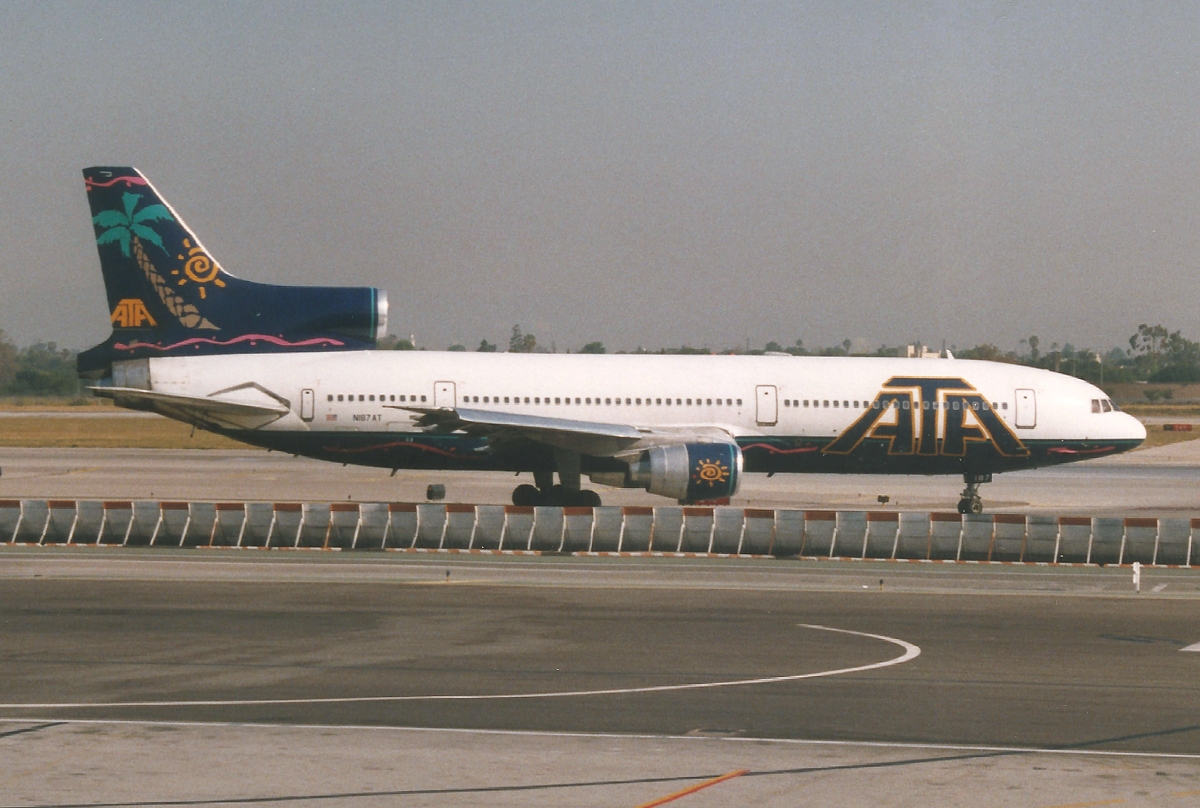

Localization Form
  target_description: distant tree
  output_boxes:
[580,341,606,354]
[842,339,853,354]
[957,344,1014,363]
[0,330,17,391]
[509,325,537,353]
[447,344,466,352]
[764,341,784,353]
[1129,323,1170,358]
[4,342,80,397]
[1028,335,1040,363]
[392,338,415,351]
[1152,330,1200,382]
[787,339,807,356]
[477,339,497,352]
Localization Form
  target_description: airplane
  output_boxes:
[78,166,1147,514]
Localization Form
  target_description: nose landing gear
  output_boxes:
[957,472,992,514]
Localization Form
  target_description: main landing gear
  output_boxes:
[957,472,992,514]
[511,451,603,508]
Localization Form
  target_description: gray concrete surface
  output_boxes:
[3,719,1198,807]
[3,443,1200,515]
[0,551,1197,806]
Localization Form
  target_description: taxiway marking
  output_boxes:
[0,624,918,710]
[1182,641,1200,652]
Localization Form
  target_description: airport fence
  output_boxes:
[0,499,1194,566]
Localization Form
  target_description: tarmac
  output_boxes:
[0,551,1197,806]
[0,444,1198,805]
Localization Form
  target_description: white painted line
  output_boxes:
[1152,583,1168,593]
[0,624,918,710]
[1182,642,1200,652]
[1,717,1198,761]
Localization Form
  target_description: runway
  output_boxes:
[3,441,1200,514]
[0,551,1197,806]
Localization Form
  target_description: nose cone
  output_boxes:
[1117,412,1147,445]
[1123,415,1142,441]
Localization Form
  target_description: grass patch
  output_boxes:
[0,397,115,412]
[0,415,255,449]
[1135,428,1200,450]
[1120,403,1200,417]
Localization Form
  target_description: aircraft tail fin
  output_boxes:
[79,167,387,377]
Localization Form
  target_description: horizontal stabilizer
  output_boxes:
[90,386,290,431]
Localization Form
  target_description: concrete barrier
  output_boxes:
[1,499,1196,566]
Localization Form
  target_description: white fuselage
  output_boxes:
[127,350,1144,448]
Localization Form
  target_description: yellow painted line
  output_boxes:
[634,769,748,807]
[1038,801,1126,808]
[1171,791,1200,797]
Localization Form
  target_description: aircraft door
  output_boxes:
[1015,389,1036,428]
[300,388,314,422]
[434,381,456,409]
[756,385,778,426]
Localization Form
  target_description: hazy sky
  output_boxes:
[3,2,1198,354]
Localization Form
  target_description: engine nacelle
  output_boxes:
[625,443,742,503]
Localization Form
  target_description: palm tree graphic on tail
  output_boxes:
[94,192,218,330]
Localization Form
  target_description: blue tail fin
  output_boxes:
[79,167,387,377]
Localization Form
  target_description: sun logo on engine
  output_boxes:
[693,458,730,487]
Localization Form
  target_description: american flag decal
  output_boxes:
[326,413,337,421]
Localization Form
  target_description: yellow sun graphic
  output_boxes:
[693,458,730,486]
[170,238,226,299]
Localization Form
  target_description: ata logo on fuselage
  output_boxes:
[824,377,1028,458]
[110,298,156,328]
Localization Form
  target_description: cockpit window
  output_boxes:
[1091,399,1101,413]
[1101,399,1113,413]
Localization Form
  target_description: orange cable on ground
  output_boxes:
[633,769,750,807]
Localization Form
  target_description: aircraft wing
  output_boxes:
[392,406,735,457]
[91,386,290,430]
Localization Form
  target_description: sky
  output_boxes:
[2,2,1199,355]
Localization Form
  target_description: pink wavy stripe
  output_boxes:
[1047,446,1115,455]
[322,441,466,459]
[85,176,148,189]
[741,443,821,454]
[115,334,346,351]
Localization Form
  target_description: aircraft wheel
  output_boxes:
[512,484,540,507]
[578,489,601,508]
[957,497,983,515]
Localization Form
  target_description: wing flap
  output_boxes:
[389,405,737,457]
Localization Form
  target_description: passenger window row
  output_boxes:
[325,394,744,407]
[459,396,743,407]
[328,394,427,403]
[782,398,1010,411]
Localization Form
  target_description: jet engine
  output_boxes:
[624,442,743,503]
